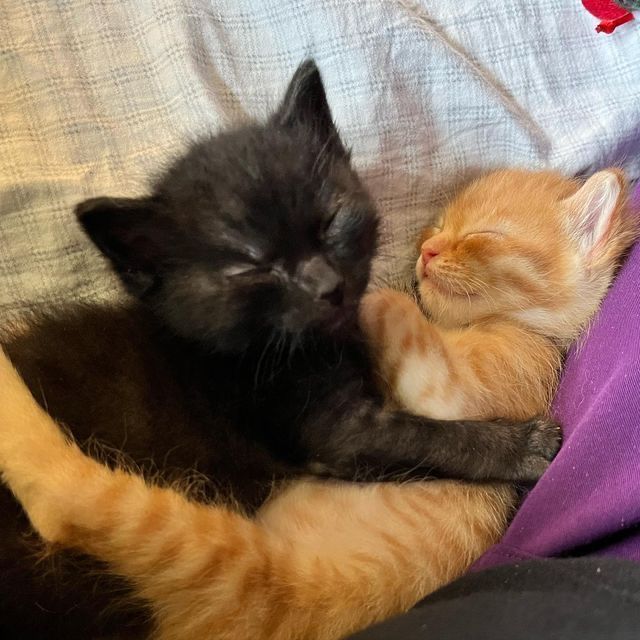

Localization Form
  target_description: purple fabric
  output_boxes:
[475,186,640,570]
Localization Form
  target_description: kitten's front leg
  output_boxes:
[359,289,459,417]
[298,388,560,484]
[360,289,421,362]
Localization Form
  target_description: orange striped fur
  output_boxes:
[0,168,636,639]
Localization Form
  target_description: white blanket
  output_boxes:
[1,0,639,317]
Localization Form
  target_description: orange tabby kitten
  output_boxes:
[0,168,635,640]
[362,168,636,421]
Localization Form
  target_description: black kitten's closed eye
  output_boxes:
[223,264,257,278]
[322,207,341,233]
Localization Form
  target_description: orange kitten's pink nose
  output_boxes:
[421,246,439,266]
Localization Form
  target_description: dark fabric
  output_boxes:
[349,558,640,639]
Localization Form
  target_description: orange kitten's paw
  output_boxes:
[513,417,562,483]
[359,289,418,341]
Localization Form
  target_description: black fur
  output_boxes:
[0,60,560,638]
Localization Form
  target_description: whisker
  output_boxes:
[254,327,279,388]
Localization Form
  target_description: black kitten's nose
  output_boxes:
[298,256,345,307]
[319,282,344,306]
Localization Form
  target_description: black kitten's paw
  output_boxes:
[513,417,562,483]
[525,417,562,460]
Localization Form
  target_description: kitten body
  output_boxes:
[0,166,634,639]
[0,62,557,638]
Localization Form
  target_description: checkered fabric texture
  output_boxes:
[1,0,639,320]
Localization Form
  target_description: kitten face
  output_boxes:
[77,61,378,351]
[415,169,637,341]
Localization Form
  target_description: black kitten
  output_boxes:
[0,60,559,639]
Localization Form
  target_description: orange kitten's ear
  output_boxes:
[561,170,626,256]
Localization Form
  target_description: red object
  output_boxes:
[582,0,634,33]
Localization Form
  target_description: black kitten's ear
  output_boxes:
[76,196,175,295]
[274,59,345,151]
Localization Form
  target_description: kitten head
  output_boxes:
[415,169,638,343]
[76,61,378,351]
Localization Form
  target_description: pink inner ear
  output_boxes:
[568,172,621,258]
